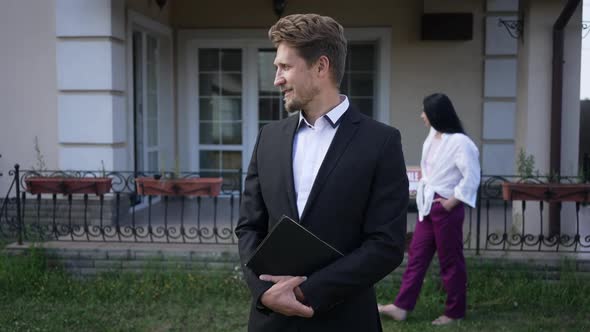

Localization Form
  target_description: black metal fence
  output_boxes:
[1,164,590,253]
[470,175,590,252]
[1,165,242,245]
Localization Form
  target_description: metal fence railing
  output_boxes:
[1,164,589,253]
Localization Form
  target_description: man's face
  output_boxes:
[273,43,320,112]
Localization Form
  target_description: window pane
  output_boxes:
[200,151,221,170]
[147,36,157,63]
[258,49,286,130]
[350,73,374,97]
[221,123,242,144]
[148,119,158,146]
[350,98,373,118]
[258,98,274,121]
[197,48,244,176]
[258,97,286,127]
[221,73,242,96]
[222,151,242,170]
[349,44,375,71]
[258,50,277,96]
[199,73,219,96]
[132,31,144,113]
[220,98,241,121]
[147,90,158,147]
[147,36,157,93]
[133,32,144,172]
[200,122,220,145]
[200,97,216,121]
[341,44,376,119]
[148,151,158,172]
[199,49,219,71]
[147,66,157,93]
[147,94,157,119]
[340,74,349,94]
[221,50,242,71]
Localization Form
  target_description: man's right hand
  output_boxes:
[259,275,314,318]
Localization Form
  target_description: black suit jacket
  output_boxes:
[235,106,409,332]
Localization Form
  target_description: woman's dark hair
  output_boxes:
[422,93,465,134]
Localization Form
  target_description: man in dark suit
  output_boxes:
[235,13,409,332]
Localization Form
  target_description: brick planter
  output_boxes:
[135,177,223,197]
[501,182,590,202]
[25,177,112,196]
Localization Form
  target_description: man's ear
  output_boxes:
[316,55,330,78]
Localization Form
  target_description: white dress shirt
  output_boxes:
[416,127,481,221]
[293,95,349,217]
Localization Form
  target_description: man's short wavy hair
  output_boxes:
[269,14,347,87]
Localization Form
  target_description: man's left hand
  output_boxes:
[259,274,312,316]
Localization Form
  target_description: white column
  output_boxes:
[515,0,558,237]
[516,0,564,175]
[561,5,582,176]
[482,0,520,176]
[561,4,583,236]
[55,0,126,171]
[516,0,582,174]
[516,0,583,237]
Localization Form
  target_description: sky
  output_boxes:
[581,0,590,100]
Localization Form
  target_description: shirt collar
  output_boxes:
[297,95,349,130]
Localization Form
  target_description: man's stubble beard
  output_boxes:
[284,85,320,113]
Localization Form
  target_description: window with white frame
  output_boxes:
[127,12,173,176]
[182,29,390,182]
[197,48,243,180]
[256,43,377,128]
[258,49,288,128]
[341,43,377,118]
[132,30,160,173]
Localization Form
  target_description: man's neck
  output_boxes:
[301,89,341,125]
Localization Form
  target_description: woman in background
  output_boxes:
[378,93,480,326]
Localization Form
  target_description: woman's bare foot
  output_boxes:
[431,315,461,326]
[377,304,408,321]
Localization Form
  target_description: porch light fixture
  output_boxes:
[498,18,523,40]
[583,21,590,39]
[273,0,287,17]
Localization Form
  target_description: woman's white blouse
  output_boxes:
[416,128,481,221]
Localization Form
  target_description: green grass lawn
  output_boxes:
[0,248,589,332]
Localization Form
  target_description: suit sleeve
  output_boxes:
[234,127,274,312]
[299,129,409,313]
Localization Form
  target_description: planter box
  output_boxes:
[501,182,590,202]
[135,177,223,197]
[25,177,113,195]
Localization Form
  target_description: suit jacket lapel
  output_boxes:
[300,107,361,222]
[280,114,300,221]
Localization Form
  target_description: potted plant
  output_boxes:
[135,158,222,197]
[24,137,112,196]
[501,149,590,202]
